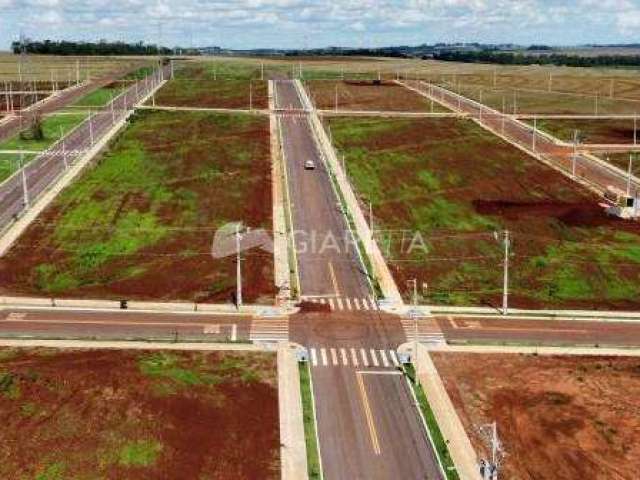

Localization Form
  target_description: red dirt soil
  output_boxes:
[0,348,279,480]
[306,80,445,112]
[432,352,640,480]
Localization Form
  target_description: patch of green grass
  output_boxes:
[72,87,121,107]
[0,372,21,399]
[404,364,459,480]
[0,113,87,153]
[299,362,322,480]
[20,402,39,417]
[138,352,211,387]
[118,439,163,467]
[34,462,66,480]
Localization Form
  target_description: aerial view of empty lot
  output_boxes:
[0,109,275,303]
[330,116,640,309]
[2,5,640,477]
[432,352,640,480]
[0,348,279,479]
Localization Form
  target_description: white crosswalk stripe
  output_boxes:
[390,350,400,367]
[354,298,361,310]
[249,318,289,342]
[321,348,328,366]
[379,350,389,368]
[336,298,343,310]
[360,348,369,367]
[345,298,352,310]
[350,348,359,367]
[369,349,379,367]
[311,348,318,366]
[340,348,348,366]
[328,298,335,310]
[330,348,338,366]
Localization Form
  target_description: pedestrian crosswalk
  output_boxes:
[308,346,403,368]
[400,317,446,345]
[302,296,379,312]
[249,318,289,342]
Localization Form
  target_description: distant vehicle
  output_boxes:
[304,160,316,170]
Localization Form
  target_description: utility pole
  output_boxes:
[249,81,253,110]
[572,130,579,176]
[634,114,637,146]
[627,153,634,197]
[496,230,510,315]
[501,96,506,135]
[260,62,264,81]
[89,111,94,145]
[479,421,503,480]
[513,90,517,115]
[60,126,68,169]
[595,93,599,116]
[334,84,338,111]
[235,224,243,308]
[20,152,29,207]
[532,116,537,152]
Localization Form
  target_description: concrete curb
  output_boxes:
[269,80,293,303]
[293,80,404,305]
[0,338,266,351]
[410,343,481,480]
[426,305,640,322]
[278,342,309,480]
[428,344,640,356]
[0,296,293,317]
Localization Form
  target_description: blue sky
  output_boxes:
[1,0,640,50]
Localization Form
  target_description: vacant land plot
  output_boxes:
[329,117,640,310]
[70,82,123,108]
[452,84,640,115]
[306,80,448,112]
[432,352,640,480]
[527,118,638,144]
[0,347,279,479]
[153,61,268,109]
[0,110,275,303]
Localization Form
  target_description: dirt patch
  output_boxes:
[153,79,268,110]
[531,119,638,144]
[432,352,640,480]
[0,348,279,479]
[306,80,449,112]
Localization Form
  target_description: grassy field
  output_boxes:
[71,85,123,108]
[153,61,268,109]
[0,347,279,479]
[451,83,640,115]
[329,116,640,310]
[528,118,639,144]
[0,53,150,82]
[432,352,640,480]
[305,80,449,112]
[0,110,275,303]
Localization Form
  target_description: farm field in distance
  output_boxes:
[305,79,449,112]
[0,109,275,303]
[329,116,640,310]
[432,352,640,480]
[0,347,279,480]
[152,60,268,109]
[449,84,640,115]
[526,118,639,144]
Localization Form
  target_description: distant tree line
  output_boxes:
[433,50,640,68]
[11,39,172,56]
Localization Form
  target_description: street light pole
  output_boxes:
[20,152,29,207]
[236,224,243,308]
[501,230,510,315]
[627,153,634,197]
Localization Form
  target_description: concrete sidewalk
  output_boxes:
[430,343,640,356]
[0,338,265,351]
[278,342,309,480]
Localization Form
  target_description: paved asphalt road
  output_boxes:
[276,78,444,480]
[0,66,168,231]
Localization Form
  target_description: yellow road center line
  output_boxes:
[356,372,381,455]
[327,261,341,297]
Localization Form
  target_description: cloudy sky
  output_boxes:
[1,0,640,50]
